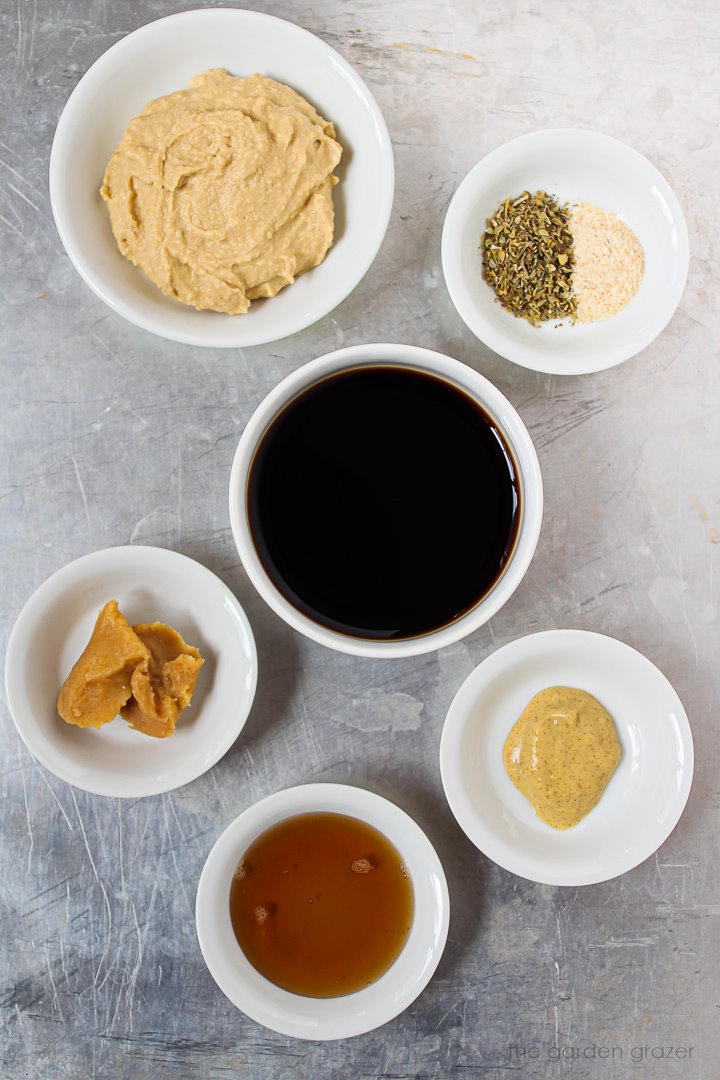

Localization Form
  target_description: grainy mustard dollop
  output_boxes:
[503,686,621,829]
[101,70,342,313]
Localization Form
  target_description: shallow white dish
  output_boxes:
[439,629,693,886]
[196,783,449,1040]
[49,8,394,348]
[441,129,689,375]
[229,342,543,659]
[4,546,257,798]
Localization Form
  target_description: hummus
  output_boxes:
[101,70,343,313]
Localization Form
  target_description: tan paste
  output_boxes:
[58,601,149,729]
[121,622,204,739]
[503,686,621,829]
[101,70,342,313]
[58,602,204,739]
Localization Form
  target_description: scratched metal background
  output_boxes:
[1,1,718,1077]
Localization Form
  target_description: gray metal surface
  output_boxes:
[1,1,718,1077]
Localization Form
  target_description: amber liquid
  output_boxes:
[229,812,414,997]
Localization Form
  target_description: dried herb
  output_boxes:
[481,191,576,326]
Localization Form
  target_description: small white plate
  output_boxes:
[196,783,449,1040]
[441,129,689,375]
[439,630,693,886]
[49,8,394,348]
[4,546,257,798]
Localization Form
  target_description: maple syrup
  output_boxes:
[229,811,414,997]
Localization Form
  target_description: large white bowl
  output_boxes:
[195,783,449,1040]
[4,546,257,798]
[228,343,543,658]
[442,129,689,375]
[49,8,394,348]
[439,630,694,886]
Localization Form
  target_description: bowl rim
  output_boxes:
[48,7,395,348]
[194,782,450,1040]
[441,126,690,375]
[228,342,544,658]
[4,544,258,798]
[438,628,695,886]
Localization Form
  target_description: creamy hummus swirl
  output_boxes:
[101,70,343,313]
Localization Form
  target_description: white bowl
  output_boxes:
[49,8,394,348]
[228,342,543,658]
[4,546,257,798]
[195,783,449,1040]
[441,129,689,375]
[439,629,694,886]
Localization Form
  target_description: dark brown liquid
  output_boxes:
[246,365,520,640]
[229,812,414,997]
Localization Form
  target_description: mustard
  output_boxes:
[503,686,621,829]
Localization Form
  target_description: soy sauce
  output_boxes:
[246,365,520,640]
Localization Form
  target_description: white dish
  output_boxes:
[195,783,449,1040]
[228,342,543,658]
[4,546,257,798]
[49,8,394,348]
[439,629,693,886]
[441,129,689,375]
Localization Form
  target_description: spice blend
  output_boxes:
[481,191,577,326]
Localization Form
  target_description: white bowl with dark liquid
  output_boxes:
[229,343,543,658]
